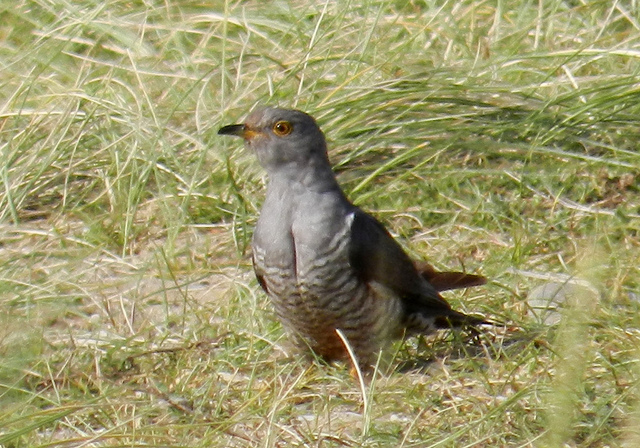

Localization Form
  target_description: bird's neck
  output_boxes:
[267,159,342,195]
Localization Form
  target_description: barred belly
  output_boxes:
[254,246,403,366]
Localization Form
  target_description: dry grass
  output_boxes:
[1,0,640,446]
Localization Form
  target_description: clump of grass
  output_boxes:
[1,0,639,446]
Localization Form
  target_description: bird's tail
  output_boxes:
[413,262,496,328]
[415,261,487,292]
[434,310,491,328]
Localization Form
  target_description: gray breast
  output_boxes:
[252,211,403,363]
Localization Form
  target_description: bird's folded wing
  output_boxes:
[252,253,270,294]
[348,209,452,312]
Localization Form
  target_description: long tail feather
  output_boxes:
[415,261,487,292]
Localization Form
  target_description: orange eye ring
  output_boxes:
[272,120,293,136]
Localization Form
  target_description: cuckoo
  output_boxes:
[219,107,487,368]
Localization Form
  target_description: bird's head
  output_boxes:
[218,107,331,177]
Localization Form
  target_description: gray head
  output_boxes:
[218,107,333,180]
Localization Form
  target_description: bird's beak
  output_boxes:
[218,124,245,137]
[218,123,262,141]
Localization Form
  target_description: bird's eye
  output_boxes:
[272,120,293,136]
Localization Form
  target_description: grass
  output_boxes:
[1,0,639,446]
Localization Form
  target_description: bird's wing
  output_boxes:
[252,252,270,294]
[348,208,453,313]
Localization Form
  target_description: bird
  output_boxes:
[218,107,487,369]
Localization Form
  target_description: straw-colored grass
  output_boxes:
[1,0,639,446]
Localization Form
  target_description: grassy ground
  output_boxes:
[1,0,640,446]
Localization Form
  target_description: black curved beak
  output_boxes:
[218,124,246,137]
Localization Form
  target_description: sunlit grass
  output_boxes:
[1,0,639,446]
